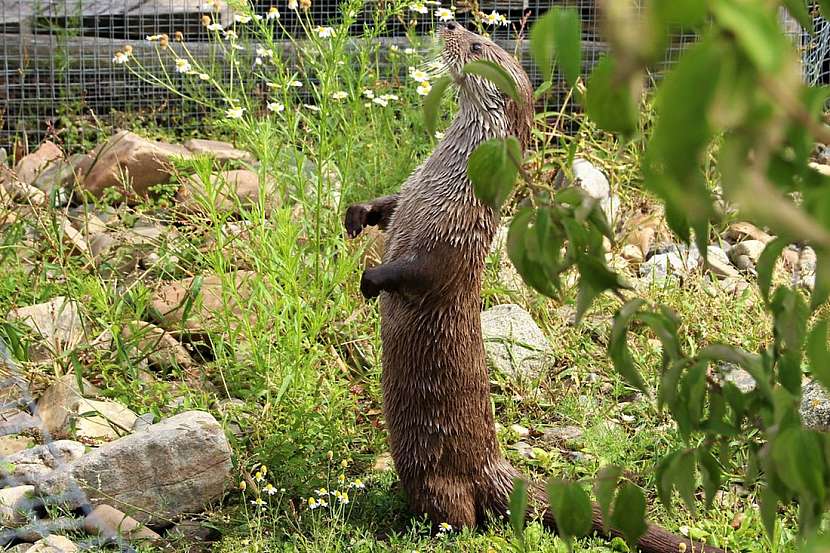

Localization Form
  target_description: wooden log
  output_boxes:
[0,0,231,26]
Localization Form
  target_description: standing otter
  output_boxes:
[346,24,723,553]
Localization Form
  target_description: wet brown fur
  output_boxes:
[345,25,723,553]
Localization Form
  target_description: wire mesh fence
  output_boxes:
[0,1,826,152]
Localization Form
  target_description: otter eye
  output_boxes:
[471,43,482,53]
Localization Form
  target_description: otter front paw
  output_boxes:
[345,204,371,238]
[360,268,382,299]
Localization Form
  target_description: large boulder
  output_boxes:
[801,380,830,431]
[176,170,279,214]
[78,131,192,200]
[15,141,63,185]
[0,485,36,527]
[149,271,257,334]
[37,411,232,524]
[480,304,551,380]
[183,138,255,165]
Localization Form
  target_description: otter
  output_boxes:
[345,23,723,553]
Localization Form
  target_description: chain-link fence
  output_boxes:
[0,1,825,151]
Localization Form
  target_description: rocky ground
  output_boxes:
[0,132,826,551]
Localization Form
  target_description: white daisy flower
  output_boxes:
[308,497,320,509]
[304,104,321,112]
[267,101,285,113]
[267,6,281,19]
[264,483,279,495]
[234,14,252,24]
[349,479,366,489]
[112,51,129,64]
[409,68,430,83]
[145,34,162,41]
[381,93,399,101]
[436,7,453,21]
[404,47,416,55]
[255,57,263,65]
[438,522,453,533]
[372,97,389,107]
[331,91,348,100]
[223,29,239,40]
[362,89,375,99]
[434,130,445,139]
[390,44,399,52]
[482,10,508,26]
[174,58,191,73]
[288,80,303,87]
[206,23,223,31]
[288,0,298,9]
[226,107,245,119]
[416,81,432,96]
[256,46,275,58]
[315,26,335,38]
[198,73,210,80]
[409,3,428,14]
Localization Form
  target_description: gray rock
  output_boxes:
[132,412,155,432]
[481,304,551,380]
[38,411,232,524]
[717,362,757,394]
[0,410,40,438]
[640,244,701,281]
[704,245,740,279]
[801,380,830,431]
[0,440,86,486]
[510,441,534,459]
[572,158,610,200]
[728,239,766,271]
[0,435,34,456]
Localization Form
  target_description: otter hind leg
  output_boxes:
[415,474,478,529]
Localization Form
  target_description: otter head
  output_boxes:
[439,23,533,148]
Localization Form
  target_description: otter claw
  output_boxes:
[345,204,370,238]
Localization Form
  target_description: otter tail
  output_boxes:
[482,460,725,553]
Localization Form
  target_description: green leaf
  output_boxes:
[180,274,203,327]
[782,0,814,34]
[770,287,809,396]
[771,428,826,505]
[609,299,649,393]
[468,137,522,209]
[697,447,722,510]
[819,0,830,20]
[548,479,594,540]
[422,74,453,138]
[594,466,622,531]
[507,208,559,297]
[757,237,788,304]
[672,450,698,515]
[462,60,520,103]
[610,482,648,548]
[711,0,787,72]
[811,253,830,310]
[509,477,529,544]
[759,486,778,539]
[585,56,638,137]
[807,319,830,391]
[530,8,582,87]
[656,451,680,510]
[652,0,708,26]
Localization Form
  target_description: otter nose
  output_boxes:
[444,22,457,31]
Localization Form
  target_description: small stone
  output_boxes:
[801,380,830,431]
[620,244,644,264]
[177,170,279,214]
[121,321,194,370]
[704,245,740,279]
[132,413,155,432]
[38,411,232,524]
[541,425,584,445]
[35,374,100,436]
[0,485,36,527]
[717,363,756,394]
[373,452,394,472]
[640,244,700,281]
[184,138,255,164]
[14,141,63,185]
[510,441,534,459]
[0,440,86,486]
[724,222,773,244]
[0,175,47,206]
[8,297,85,361]
[84,504,162,542]
[481,304,551,380]
[571,158,610,201]
[27,535,78,553]
[72,398,138,442]
[0,435,33,456]
[509,424,529,438]
[149,271,257,334]
[729,240,766,266]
